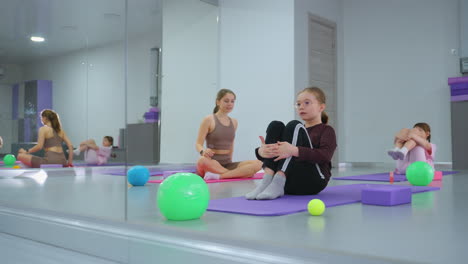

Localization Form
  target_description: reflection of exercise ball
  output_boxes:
[406,161,434,186]
[412,191,434,210]
[157,173,210,221]
[127,186,151,210]
[3,154,16,166]
[307,216,325,233]
[127,166,150,186]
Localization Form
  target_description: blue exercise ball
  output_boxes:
[127,165,150,186]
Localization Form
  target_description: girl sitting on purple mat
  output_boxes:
[245,87,337,200]
[196,89,262,180]
[17,109,74,168]
[73,136,113,165]
[387,123,435,174]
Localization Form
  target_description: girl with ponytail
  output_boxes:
[17,109,74,168]
[245,87,337,200]
[195,89,262,180]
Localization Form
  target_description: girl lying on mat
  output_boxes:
[387,122,435,174]
[73,136,114,165]
[17,109,74,168]
[196,89,262,180]
[245,87,337,200]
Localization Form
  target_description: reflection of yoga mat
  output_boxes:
[0,161,21,165]
[207,184,440,216]
[74,162,127,167]
[148,172,264,184]
[1,161,23,169]
[333,171,459,182]
[108,168,197,176]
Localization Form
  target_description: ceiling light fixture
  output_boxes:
[30,36,45,42]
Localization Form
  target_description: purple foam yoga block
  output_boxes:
[40,164,63,168]
[361,185,412,206]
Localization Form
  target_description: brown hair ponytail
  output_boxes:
[41,109,62,133]
[321,112,329,125]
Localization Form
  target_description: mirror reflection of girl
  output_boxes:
[73,136,113,165]
[196,89,262,180]
[17,109,73,167]
[246,87,337,200]
[387,123,435,174]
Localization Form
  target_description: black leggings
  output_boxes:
[263,120,328,195]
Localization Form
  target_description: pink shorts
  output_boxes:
[395,145,435,174]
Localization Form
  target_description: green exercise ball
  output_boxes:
[406,161,434,186]
[3,154,16,166]
[157,172,210,221]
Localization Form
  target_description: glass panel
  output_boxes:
[0,0,126,222]
[125,0,163,166]
[125,0,219,223]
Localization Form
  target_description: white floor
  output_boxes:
[0,163,467,263]
[0,233,117,264]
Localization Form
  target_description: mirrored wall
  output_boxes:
[0,0,218,223]
[0,0,129,221]
[124,0,219,222]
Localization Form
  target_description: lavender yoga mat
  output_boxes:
[148,173,264,184]
[333,171,458,182]
[207,184,440,216]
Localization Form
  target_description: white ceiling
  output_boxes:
[0,0,162,64]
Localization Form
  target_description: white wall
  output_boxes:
[0,65,22,153]
[160,0,219,163]
[0,85,12,120]
[462,0,468,57]
[342,0,459,162]
[294,0,343,162]
[0,64,23,85]
[23,44,116,145]
[0,84,13,153]
[23,32,161,146]
[127,34,163,125]
[218,0,295,161]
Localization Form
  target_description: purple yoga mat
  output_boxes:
[207,184,440,216]
[333,171,458,182]
[334,172,406,182]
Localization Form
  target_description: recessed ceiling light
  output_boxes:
[30,36,45,42]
